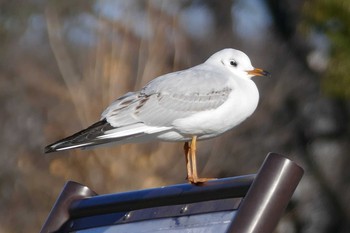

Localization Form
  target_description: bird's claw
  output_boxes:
[187,177,217,185]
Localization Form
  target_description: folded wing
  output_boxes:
[45,65,233,153]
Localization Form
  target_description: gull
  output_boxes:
[45,48,270,184]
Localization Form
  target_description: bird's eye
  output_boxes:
[230,60,238,67]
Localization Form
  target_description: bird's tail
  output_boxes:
[44,119,170,153]
[44,119,136,153]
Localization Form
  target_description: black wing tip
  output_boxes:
[44,142,59,154]
[44,144,58,154]
[44,119,110,154]
[44,139,67,154]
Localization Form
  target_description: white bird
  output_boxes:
[45,48,270,184]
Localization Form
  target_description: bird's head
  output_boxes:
[206,48,270,79]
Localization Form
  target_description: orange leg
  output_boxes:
[190,136,199,181]
[184,136,216,184]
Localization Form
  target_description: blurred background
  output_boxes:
[0,0,349,232]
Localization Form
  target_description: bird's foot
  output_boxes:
[187,177,217,185]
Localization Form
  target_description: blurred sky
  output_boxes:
[21,0,274,49]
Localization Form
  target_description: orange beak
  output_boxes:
[247,68,271,77]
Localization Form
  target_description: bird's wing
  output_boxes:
[104,66,233,127]
[45,65,233,153]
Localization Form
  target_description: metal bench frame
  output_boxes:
[40,152,304,233]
